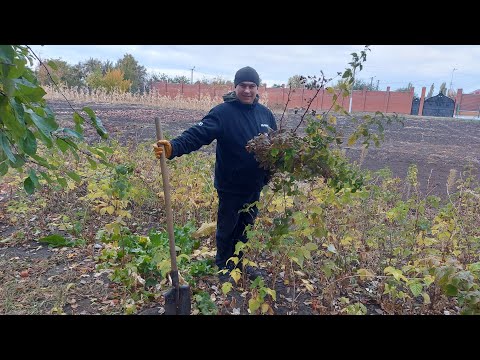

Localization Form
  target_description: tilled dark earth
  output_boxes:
[1,99,479,315]
[48,100,480,196]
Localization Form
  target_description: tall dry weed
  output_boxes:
[44,85,271,112]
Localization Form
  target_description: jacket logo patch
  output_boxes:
[197,122,203,126]
[260,124,272,131]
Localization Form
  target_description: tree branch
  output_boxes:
[25,46,85,123]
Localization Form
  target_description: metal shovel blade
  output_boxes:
[164,285,192,315]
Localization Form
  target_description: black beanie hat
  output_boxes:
[234,66,260,87]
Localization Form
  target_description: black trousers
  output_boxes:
[215,190,261,269]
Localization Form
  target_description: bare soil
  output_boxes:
[48,100,480,196]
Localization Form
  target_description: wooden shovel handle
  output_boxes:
[154,118,178,281]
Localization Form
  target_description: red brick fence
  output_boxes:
[151,82,480,117]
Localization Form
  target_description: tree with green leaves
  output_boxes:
[335,78,376,91]
[64,63,88,89]
[115,54,147,93]
[287,74,305,88]
[0,45,109,194]
[169,75,190,84]
[86,69,104,89]
[83,58,104,76]
[352,79,374,90]
[103,60,115,75]
[144,72,169,93]
[395,82,414,92]
[36,57,116,90]
[210,76,234,86]
[36,58,73,87]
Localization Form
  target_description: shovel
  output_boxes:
[155,117,191,315]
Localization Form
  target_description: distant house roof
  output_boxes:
[471,89,480,94]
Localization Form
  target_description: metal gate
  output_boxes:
[422,93,455,117]
[410,97,420,115]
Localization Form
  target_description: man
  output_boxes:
[154,66,277,283]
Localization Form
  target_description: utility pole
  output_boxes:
[376,79,380,91]
[370,76,375,88]
[190,66,195,84]
[449,67,457,91]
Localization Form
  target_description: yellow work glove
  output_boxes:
[153,140,172,159]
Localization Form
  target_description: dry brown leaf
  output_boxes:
[294,270,306,277]
[192,221,217,238]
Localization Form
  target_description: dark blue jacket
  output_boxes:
[170,92,277,194]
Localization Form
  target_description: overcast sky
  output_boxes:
[27,45,480,94]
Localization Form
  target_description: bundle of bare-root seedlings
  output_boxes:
[246,122,364,193]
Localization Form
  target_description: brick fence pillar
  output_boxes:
[454,88,463,116]
[320,88,325,111]
[384,86,391,112]
[409,87,415,114]
[418,87,427,116]
[362,87,367,111]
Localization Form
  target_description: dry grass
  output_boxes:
[44,85,271,112]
